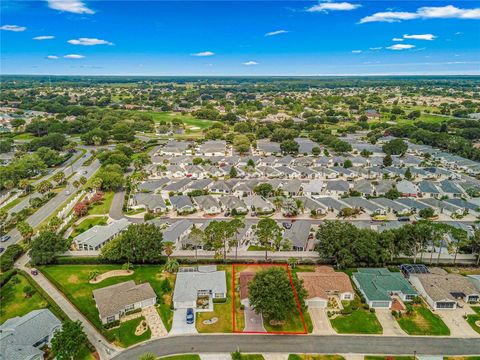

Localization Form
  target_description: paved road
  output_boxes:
[16,255,119,360]
[109,189,127,220]
[3,156,101,246]
[113,334,480,359]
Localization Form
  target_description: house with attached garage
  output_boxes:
[409,268,480,310]
[93,281,156,324]
[219,195,248,214]
[162,219,192,247]
[169,195,196,214]
[417,180,441,198]
[294,196,328,216]
[369,197,411,216]
[297,266,354,308]
[193,195,221,215]
[256,139,281,156]
[73,218,130,251]
[137,178,170,193]
[342,197,386,215]
[0,309,62,360]
[324,180,350,197]
[283,220,313,251]
[243,195,274,214]
[173,265,227,311]
[198,140,226,156]
[352,268,417,309]
[132,193,168,213]
[396,180,418,197]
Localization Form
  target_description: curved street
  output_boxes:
[113,334,480,360]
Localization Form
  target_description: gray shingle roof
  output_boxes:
[73,218,130,249]
[173,267,227,303]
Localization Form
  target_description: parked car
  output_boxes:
[30,268,38,276]
[398,217,410,222]
[0,235,11,242]
[224,212,230,217]
[186,308,194,324]
[282,222,292,229]
[0,247,4,253]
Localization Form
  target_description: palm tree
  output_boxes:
[53,171,66,184]
[165,258,179,273]
[36,180,53,195]
[163,241,175,259]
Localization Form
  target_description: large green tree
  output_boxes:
[30,231,67,265]
[101,223,164,263]
[51,320,88,360]
[248,267,306,322]
[254,218,282,260]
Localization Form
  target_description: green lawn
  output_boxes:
[329,299,383,334]
[13,133,36,140]
[40,265,174,346]
[196,265,233,333]
[136,111,218,131]
[70,216,108,238]
[247,245,266,251]
[159,355,201,360]
[108,316,151,347]
[88,191,115,215]
[0,273,49,324]
[0,195,25,212]
[466,306,480,334]
[396,303,450,336]
[288,355,345,360]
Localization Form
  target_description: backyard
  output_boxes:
[466,306,480,334]
[196,265,233,333]
[395,302,450,336]
[329,298,383,334]
[40,264,174,347]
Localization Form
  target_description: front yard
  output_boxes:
[329,298,383,334]
[196,265,233,333]
[466,306,480,334]
[70,216,108,238]
[88,191,115,215]
[40,264,174,347]
[289,355,345,360]
[395,302,450,336]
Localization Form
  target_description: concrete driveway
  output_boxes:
[375,309,406,336]
[244,306,266,332]
[437,307,479,337]
[309,308,335,335]
[170,309,198,335]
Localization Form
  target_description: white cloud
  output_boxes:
[360,5,480,23]
[307,1,361,12]
[265,30,289,37]
[68,38,113,46]
[46,0,94,14]
[47,55,59,59]
[243,61,259,66]
[386,44,415,50]
[403,33,436,40]
[392,38,404,42]
[64,54,85,59]
[369,47,383,50]
[33,35,55,40]
[351,50,362,53]
[191,51,215,57]
[1,25,26,32]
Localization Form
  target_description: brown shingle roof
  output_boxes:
[92,280,156,319]
[297,266,353,300]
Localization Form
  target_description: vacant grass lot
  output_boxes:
[396,303,450,336]
[88,191,115,215]
[466,306,480,334]
[196,265,233,333]
[139,111,218,131]
[40,265,174,347]
[0,273,48,324]
[330,299,383,334]
[70,216,108,238]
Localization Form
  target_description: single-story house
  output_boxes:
[0,309,62,360]
[73,218,130,251]
[93,280,156,324]
[219,196,248,214]
[132,193,167,213]
[283,220,312,251]
[169,195,196,214]
[396,180,418,197]
[173,265,227,311]
[243,195,274,213]
[198,140,226,156]
[324,180,350,197]
[352,268,417,309]
[193,195,222,215]
[409,270,480,310]
[162,219,192,246]
[297,266,354,308]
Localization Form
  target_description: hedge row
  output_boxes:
[0,244,24,272]
[0,269,17,287]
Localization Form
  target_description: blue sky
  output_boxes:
[1,0,480,75]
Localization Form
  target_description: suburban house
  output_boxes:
[198,140,226,156]
[169,195,196,214]
[73,218,130,251]
[352,268,417,309]
[283,220,313,251]
[324,180,350,197]
[93,281,157,324]
[396,180,418,197]
[193,195,222,215]
[243,195,274,214]
[219,196,248,214]
[132,193,168,213]
[162,219,192,247]
[0,309,62,360]
[409,268,480,310]
[173,265,227,311]
[256,139,281,156]
[297,266,354,308]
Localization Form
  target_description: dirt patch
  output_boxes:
[89,270,134,284]
[68,274,80,284]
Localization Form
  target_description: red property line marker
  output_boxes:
[231,263,308,335]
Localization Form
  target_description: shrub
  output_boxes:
[0,269,18,287]
[369,308,375,313]
[0,244,24,272]
[340,308,353,315]
[161,278,172,293]
[103,320,120,329]
[213,298,226,304]
[363,304,370,310]
[125,308,142,316]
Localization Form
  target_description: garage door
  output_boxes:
[436,301,456,309]
[371,301,390,308]
[307,299,327,308]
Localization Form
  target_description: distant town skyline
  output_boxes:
[1,0,480,75]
